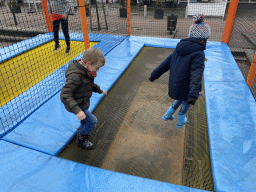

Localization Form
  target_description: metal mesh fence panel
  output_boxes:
[229,2,256,99]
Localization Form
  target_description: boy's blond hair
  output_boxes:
[82,48,105,66]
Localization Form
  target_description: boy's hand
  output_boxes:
[77,111,86,120]
[102,90,107,95]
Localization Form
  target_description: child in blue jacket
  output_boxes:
[149,14,211,128]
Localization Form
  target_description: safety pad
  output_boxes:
[204,43,245,82]
[204,42,256,191]
[0,140,206,192]
[2,39,145,155]
[205,81,256,192]
[129,35,180,48]
[2,92,80,155]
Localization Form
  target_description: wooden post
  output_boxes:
[246,51,256,87]
[78,0,90,50]
[41,0,53,32]
[221,0,239,44]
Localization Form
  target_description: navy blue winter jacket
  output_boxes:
[149,38,206,103]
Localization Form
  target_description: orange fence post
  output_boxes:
[221,0,239,44]
[246,51,256,87]
[78,0,90,50]
[41,0,53,32]
[127,0,131,36]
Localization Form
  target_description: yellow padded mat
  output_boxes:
[0,40,98,107]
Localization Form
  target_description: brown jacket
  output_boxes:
[60,60,103,114]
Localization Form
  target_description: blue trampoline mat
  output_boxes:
[1,35,256,191]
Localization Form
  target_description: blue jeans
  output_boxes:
[79,109,97,135]
[171,100,190,115]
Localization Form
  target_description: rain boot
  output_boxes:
[76,129,94,150]
[176,112,187,128]
[162,106,176,121]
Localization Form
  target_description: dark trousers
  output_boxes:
[53,18,70,47]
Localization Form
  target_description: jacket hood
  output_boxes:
[176,38,206,56]
[65,60,91,78]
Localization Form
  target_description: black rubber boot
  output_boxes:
[76,129,94,150]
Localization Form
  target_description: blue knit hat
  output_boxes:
[189,14,211,40]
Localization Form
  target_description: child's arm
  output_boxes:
[149,54,172,82]
[60,74,82,115]
[92,83,105,94]
[187,53,205,105]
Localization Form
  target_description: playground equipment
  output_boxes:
[0,0,256,191]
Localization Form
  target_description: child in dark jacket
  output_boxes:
[60,48,107,149]
[149,14,211,128]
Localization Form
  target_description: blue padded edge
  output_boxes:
[129,35,181,48]
[0,33,127,138]
[0,140,207,192]
[203,43,256,192]
[205,81,256,192]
